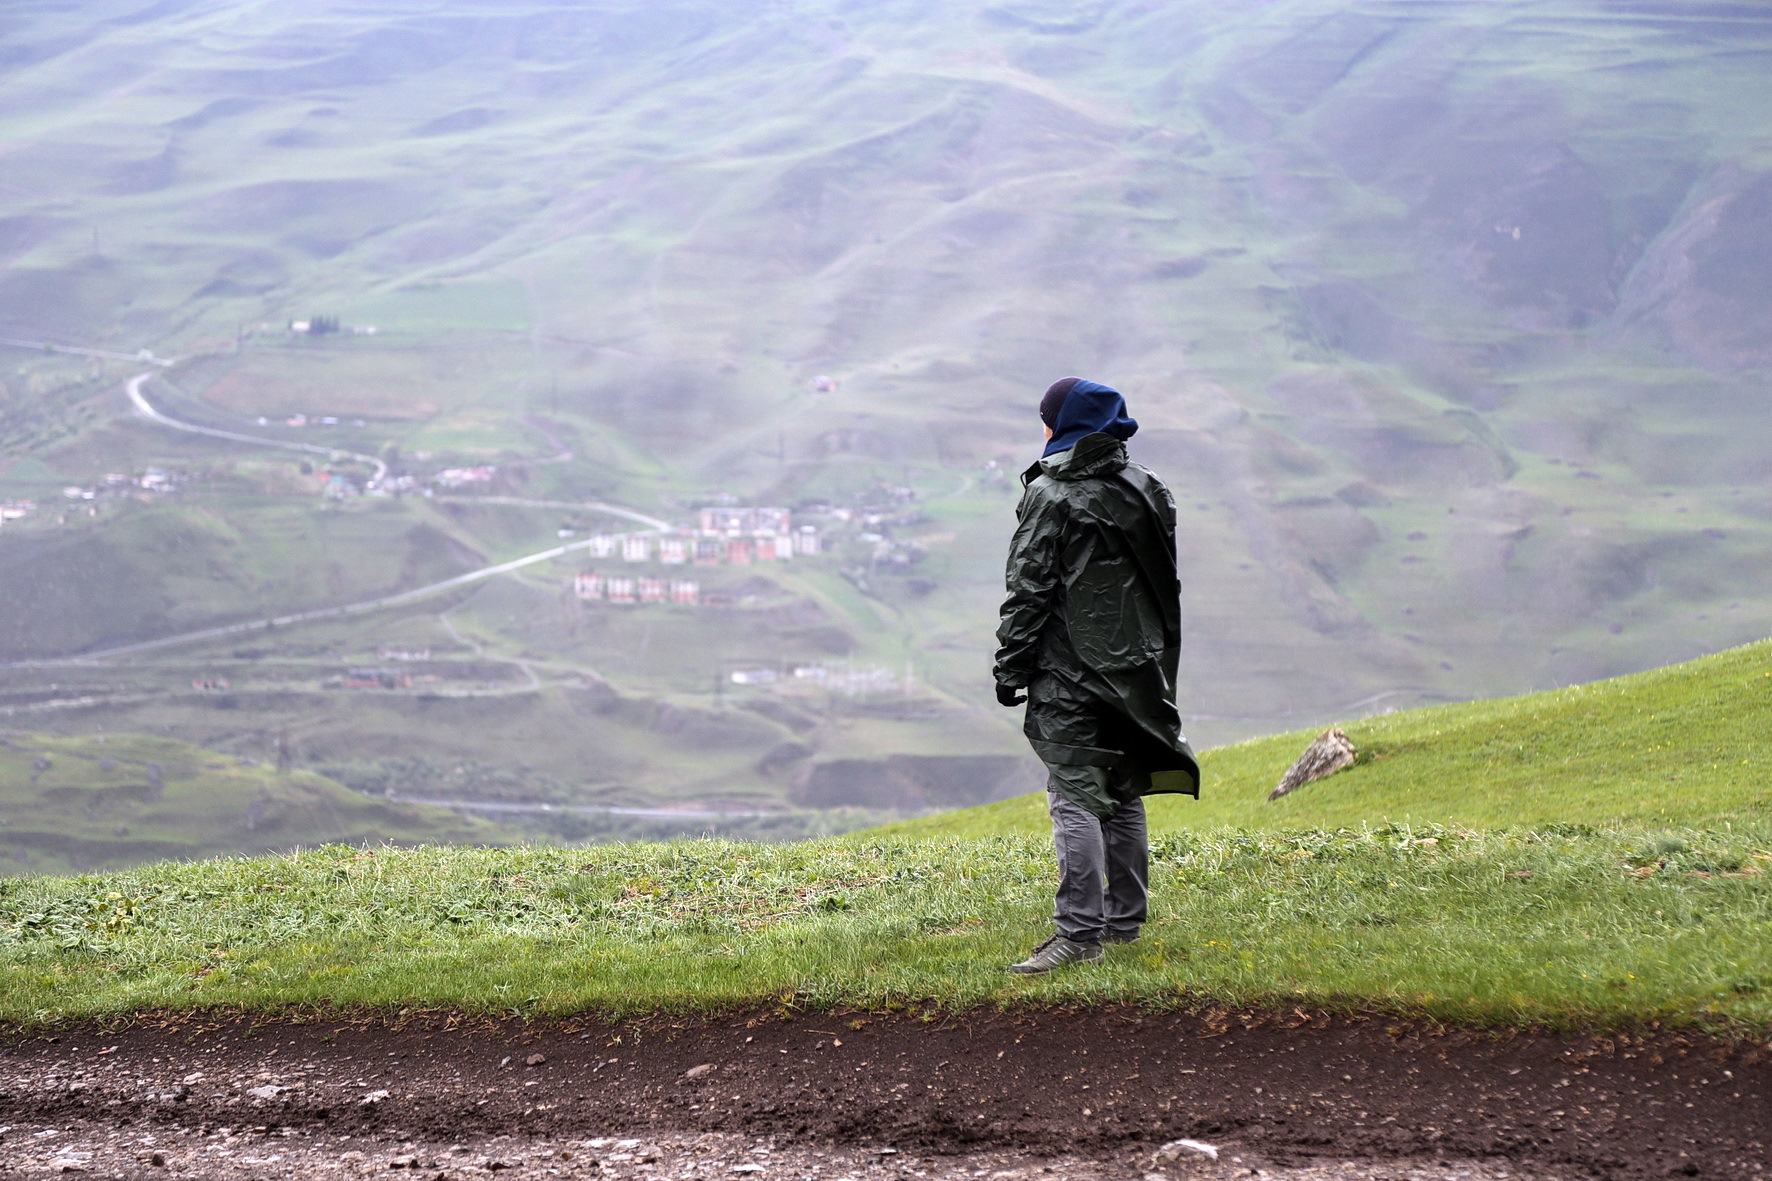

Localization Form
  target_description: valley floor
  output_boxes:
[1,1009,1764,1181]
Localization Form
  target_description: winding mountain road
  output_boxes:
[126,371,391,487]
[7,528,658,667]
[0,372,677,668]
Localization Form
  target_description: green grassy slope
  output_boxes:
[0,732,509,874]
[2,830,1767,1033]
[871,638,1772,839]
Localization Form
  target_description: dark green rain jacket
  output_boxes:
[994,432,1199,818]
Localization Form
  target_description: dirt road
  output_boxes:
[1,1008,1765,1180]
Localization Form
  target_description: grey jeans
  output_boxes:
[1048,790,1148,945]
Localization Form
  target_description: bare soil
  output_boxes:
[0,1008,1766,1181]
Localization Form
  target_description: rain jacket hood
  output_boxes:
[1042,379,1138,458]
[995,431,1199,818]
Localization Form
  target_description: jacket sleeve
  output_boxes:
[994,484,1065,687]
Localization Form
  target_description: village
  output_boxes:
[0,468,192,530]
[571,507,821,607]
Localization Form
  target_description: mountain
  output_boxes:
[1,0,1769,823]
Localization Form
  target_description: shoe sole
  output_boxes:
[1006,954,1104,974]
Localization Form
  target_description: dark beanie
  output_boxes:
[1040,377,1082,428]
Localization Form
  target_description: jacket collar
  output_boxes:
[1023,432,1129,485]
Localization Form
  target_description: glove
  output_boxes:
[995,682,1028,707]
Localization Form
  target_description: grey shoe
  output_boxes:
[1102,927,1140,946]
[1007,933,1103,974]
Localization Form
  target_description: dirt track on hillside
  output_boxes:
[0,1008,1766,1180]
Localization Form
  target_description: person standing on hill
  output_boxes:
[994,377,1200,974]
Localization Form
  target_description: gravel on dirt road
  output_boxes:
[0,1007,1765,1181]
[0,1121,1577,1180]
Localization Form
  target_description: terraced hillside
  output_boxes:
[2,0,1771,821]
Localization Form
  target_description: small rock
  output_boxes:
[246,1085,286,1100]
[499,1056,512,1068]
[1155,1139,1219,1163]
[872,1148,898,1157]
[390,1156,417,1169]
[732,1165,765,1174]
[683,1064,715,1079]
[149,1153,167,1168]
[360,1089,391,1106]
[525,1053,546,1066]
[51,1161,86,1175]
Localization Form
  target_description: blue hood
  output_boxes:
[1042,379,1138,457]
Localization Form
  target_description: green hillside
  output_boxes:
[4,1,1772,825]
[873,637,1772,838]
[0,731,508,874]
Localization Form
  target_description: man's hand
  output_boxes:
[995,682,1028,707]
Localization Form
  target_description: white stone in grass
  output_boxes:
[358,1089,390,1106]
[684,1063,716,1079]
[732,1165,766,1173]
[1155,1139,1219,1163]
[245,1085,286,1101]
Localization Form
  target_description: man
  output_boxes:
[994,376,1200,975]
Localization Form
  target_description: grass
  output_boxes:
[0,828,1766,1033]
[874,637,1772,838]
